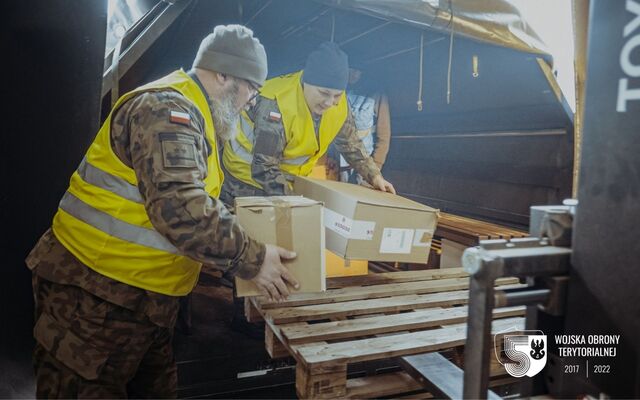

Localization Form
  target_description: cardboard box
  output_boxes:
[325,249,368,277]
[234,196,325,296]
[294,177,439,263]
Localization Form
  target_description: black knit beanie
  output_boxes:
[302,42,349,90]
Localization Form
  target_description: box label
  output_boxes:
[413,229,434,247]
[324,208,375,240]
[379,228,415,254]
[352,220,376,240]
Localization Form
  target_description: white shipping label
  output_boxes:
[352,220,376,240]
[413,229,434,247]
[324,208,352,238]
[324,208,375,240]
[379,228,415,254]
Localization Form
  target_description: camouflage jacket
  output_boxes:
[248,96,381,195]
[108,87,264,278]
[28,79,265,324]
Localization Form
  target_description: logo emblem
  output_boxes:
[495,329,547,378]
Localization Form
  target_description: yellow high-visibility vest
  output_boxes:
[52,69,223,296]
[222,71,348,188]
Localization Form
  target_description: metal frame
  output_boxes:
[101,0,193,99]
[461,236,571,398]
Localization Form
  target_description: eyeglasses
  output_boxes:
[244,79,261,102]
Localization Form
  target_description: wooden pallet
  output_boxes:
[436,212,528,247]
[247,268,525,398]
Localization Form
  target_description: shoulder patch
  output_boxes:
[267,111,281,122]
[170,110,191,126]
[159,132,197,168]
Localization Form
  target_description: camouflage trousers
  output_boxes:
[32,275,178,398]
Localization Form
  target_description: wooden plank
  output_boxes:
[440,214,526,229]
[438,221,487,238]
[438,213,528,239]
[293,317,524,367]
[260,277,471,309]
[265,323,289,359]
[244,296,263,323]
[433,226,479,246]
[326,268,468,289]
[281,306,525,344]
[265,283,525,324]
[257,277,519,309]
[345,371,424,399]
[296,363,347,399]
[266,290,472,324]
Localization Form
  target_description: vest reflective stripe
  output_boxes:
[223,70,347,188]
[52,69,221,296]
[282,154,310,166]
[240,116,255,144]
[229,135,253,164]
[59,191,180,254]
[77,157,143,204]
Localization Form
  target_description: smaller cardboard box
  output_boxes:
[294,177,439,263]
[234,196,325,297]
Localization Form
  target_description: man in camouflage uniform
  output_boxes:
[220,41,396,203]
[26,25,298,398]
[220,42,395,337]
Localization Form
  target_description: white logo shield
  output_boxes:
[495,331,547,378]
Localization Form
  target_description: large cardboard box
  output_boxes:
[294,177,439,263]
[234,196,325,296]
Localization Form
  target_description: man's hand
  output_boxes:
[371,174,396,195]
[251,244,299,302]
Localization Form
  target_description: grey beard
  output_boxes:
[209,84,240,142]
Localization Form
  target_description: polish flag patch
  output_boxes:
[170,110,191,126]
[268,111,281,122]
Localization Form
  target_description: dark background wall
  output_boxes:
[1,1,107,396]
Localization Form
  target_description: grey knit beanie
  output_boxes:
[193,25,268,85]
[302,42,349,90]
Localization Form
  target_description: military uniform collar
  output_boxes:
[187,69,210,101]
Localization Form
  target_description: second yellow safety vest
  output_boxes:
[222,71,348,188]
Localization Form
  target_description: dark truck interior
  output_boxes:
[104,0,574,229]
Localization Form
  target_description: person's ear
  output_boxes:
[215,72,228,85]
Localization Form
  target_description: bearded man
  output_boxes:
[25,25,299,398]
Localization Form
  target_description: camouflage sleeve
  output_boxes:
[110,91,265,280]
[249,97,291,195]
[333,108,382,184]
